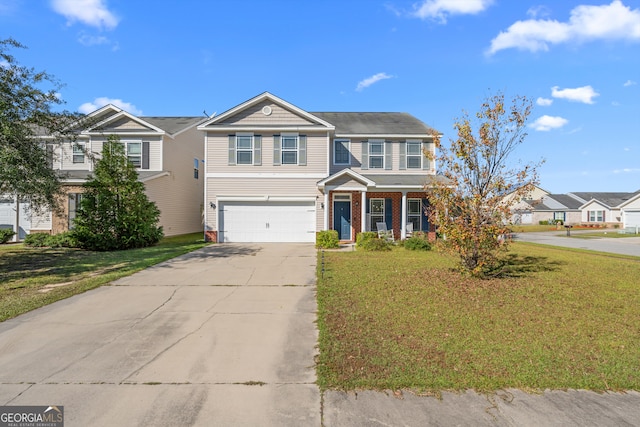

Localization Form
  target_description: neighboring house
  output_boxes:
[198,92,446,243]
[619,191,640,229]
[531,193,583,225]
[568,192,640,226]
[506,185,549,224]
[28,104,206,237]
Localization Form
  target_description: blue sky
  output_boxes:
[1,0,639,193]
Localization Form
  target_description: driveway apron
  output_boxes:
[0,243,320,426]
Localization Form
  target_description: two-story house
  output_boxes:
[199,92,445,243]
[29,104,206,237]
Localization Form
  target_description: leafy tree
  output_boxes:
[73,135,163,251]
[0,38,83,210]
[428,92,544,277]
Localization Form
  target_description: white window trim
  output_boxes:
[281,133,299,165]
[121,141,142,168]
[369,139,384,169]
[236,133,254,165]
[407,198,422,231]
[72,142,85,164]
[333,139,351,166]
[369,198,385,231]
[406,139,422,169]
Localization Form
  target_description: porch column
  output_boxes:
[401,191,407,239]
[324,192,329,230]
[361,190,367,232]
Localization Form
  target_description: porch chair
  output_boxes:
[376,222,394,242]
[405,223,413,238]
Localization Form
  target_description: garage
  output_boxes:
[219,201,316,242]
[623,211,640,229]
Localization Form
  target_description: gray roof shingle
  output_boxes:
[312,112,438,135]
[141,117,205,135]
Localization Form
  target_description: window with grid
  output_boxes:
[370,199,385,231]
[589,210,604,222]
[236,134,253,165]
[126,142,142,167]
[406,141,422,169]
[72,143,85,163]
[281,134,298,165]
[369,140,384,169]
[334,139,350,165]
[407,199,422,231]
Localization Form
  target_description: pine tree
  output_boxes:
[73,135,163,250]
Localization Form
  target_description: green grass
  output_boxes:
[568,231,639,239]
[317,243,640,392]
[0,233,210,322]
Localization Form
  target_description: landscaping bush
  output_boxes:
[316,230,339,249]
[24,233,50,247]
[356,232,392,251]
[0,228,15,244]
[403,235,432,251]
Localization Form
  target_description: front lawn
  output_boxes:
[316,243,640,392]
[0,233,210,322]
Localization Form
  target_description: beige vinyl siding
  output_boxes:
[144,127,204,236]
[206,177,322,231]
[330,176,367,189]
[206,131,327,174]
[57,140,91,171]
[331,139,436,175]
[30,210,52,231]
[101,117,155,131]
[220,101,314,126]
[90,135,163,171]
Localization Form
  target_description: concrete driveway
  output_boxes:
[0,243,320,426]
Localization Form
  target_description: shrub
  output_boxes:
[24,233,50,247]
[316,230,339,249]
[356,232,392,251]
[47,232,78,248]
[0,228,15,244]
[404,235,432,251]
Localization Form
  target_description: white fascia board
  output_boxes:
[317,169,375,188]
[323,186,367,192]
[206,173,326,179]
[84,131,166,137]
[334,134,438,139]
[198,125,333,132]
[138,171,170,182]
[82,111,166,135]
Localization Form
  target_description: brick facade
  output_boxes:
[52,185,85,234]
[205,230,217,242]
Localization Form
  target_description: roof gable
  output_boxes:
[198,92,335,130]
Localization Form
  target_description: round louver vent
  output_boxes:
[262,106,272,116]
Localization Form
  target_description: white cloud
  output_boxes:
[536,97,553,106]
[527,5,551,19]
[412,0,494,23]
[551,85,599,104]
[614,167,640,174]
[51,0,119,30]
[78,97,142,115]
[0,59,9,68]
[356,72,394,91]
[624,79,637,86]
[78,33,109,46]
[487,0,640,55]
[530,115,569,131]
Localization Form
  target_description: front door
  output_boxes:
[333,201,351,240]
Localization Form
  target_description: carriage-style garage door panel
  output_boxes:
[219,201,316,242]
[624,211,640,228]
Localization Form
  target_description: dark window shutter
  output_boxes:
[385,198,393,228]
[273,135,281,166]
[142,141,150,169]
[228,135,236,165]
[421,198,429,232]
[361,141,369,170]
[385,141,392,170]
[399,141,406,170]
[299,135,307,166]
[254,135,262,166]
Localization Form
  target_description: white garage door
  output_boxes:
[219,201,316,243]
[624,211,640,228]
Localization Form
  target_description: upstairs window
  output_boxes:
[334,139,350,165]
[236,134,253,165]
[406,140,422,169]
[369,140,384,169]
[126,142,142,167]
[281,134,298,165]
[72,142,85,163]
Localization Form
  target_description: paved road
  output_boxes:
[1,242,639,426]
[0,244,320,426]
[514,230,640,257]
